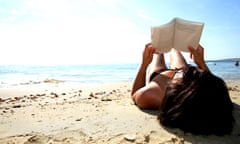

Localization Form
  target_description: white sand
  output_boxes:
[0,81,240,144]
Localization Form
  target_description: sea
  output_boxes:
[0,61,239,88]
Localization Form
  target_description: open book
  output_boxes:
[151,18,204,53]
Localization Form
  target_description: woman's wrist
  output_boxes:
[197,62,209,71]
[140,62,149,71]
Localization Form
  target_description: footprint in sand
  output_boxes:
[159,137,185,144]
[24,134,50,144]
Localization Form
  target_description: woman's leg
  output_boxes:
[147,53,167,82]
[169,48,187,69]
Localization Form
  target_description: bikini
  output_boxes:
[149,68,184,82]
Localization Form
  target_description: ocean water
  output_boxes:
[0,62,239,87]
[0,64,138,87]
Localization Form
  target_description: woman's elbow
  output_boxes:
[132,91,153,109]
[131,92,136,103]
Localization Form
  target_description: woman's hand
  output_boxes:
[188,45,209,71]
[142,43,156,67]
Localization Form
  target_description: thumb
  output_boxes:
[188,46,197,54]
[188,46,195,59]
[189,53,193,59]
[188,45,194,52]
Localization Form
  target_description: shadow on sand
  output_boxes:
[141,103,240,144]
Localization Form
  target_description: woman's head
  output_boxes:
[158,66,234,135]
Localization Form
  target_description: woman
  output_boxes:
[131,43,234,135]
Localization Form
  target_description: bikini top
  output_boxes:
[149,68,185,82]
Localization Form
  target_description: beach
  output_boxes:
[0,81,240,144]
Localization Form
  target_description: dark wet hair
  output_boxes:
[158,65,234,135]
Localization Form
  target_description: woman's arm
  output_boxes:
[131,43,155,100]
[188,45,209,71]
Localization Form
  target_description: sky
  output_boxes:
[0,0,239,65]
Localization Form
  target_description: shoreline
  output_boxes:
[0,81,240,143]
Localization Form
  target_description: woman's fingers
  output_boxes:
[188,46,196,59]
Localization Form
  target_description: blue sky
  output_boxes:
[0,0,239,65]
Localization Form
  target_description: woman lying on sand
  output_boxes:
[131,43,234,135]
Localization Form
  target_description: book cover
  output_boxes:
[151,18,204,53]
